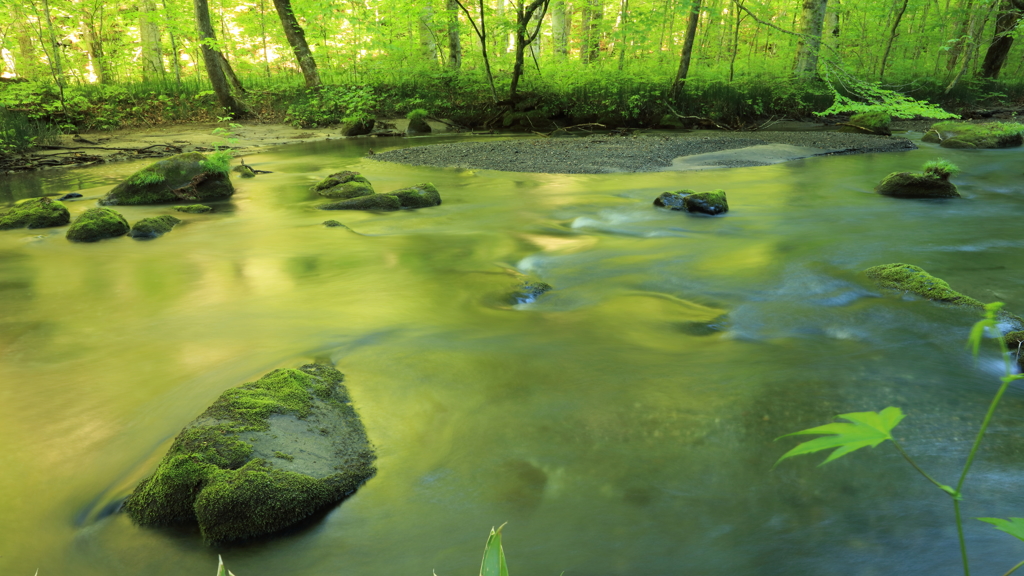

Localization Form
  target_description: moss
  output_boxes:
[319,194,401,211]
[312,171,364,191]
[102,152,234,206]
[385,182,441,208]
[174,204,213,213]
[876,171,960,198]
[922,159,960,179]
[65,207,130,242]
[684,190,729,215]
[323,220,346,227]
[407,108,429,122]
[123,364,375,544]
[840,112,892,136]
[339,119,374,136]
[864,263,985,307]
[318,178,375,200]
[0,197,70,230]
[200,150,233,174]
[232,165,256,178]
[406,109,431,134]
[922,121,1024,149]
[653,190,695,211]
[128,215,181,239]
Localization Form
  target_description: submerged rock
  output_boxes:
[839,112,892,136]
[339,119,374,137]
[57,192,83,201]
[232,165,256,178]
[387,182,441,208]
[654,189,729,215]
[66,207,129,242]
[174,204,213,213]
[122,364,376,544]
[876,171,959,199]
[129,215,181,239]
[323,220,346,227]
[922,121,1024,149]
[1007,332,1024,370]
[511,281,552,304]
[320,194,401,211]
[314,172,375,199]
[0,197,70,230]
[100,152,234,206]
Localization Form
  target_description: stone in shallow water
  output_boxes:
[66,207,129,242]
[122,364,376,544]
[511,281,552,304]
[101,152,234,206]
[0,197,70,230]
[654,189,728,215]
[875,172,959,198]
[320,194,402,211]
[313,172,376,199]
[387,182,441,208]
[174,204,213,213]
[921,121,1024,149]
[128,215,181,239]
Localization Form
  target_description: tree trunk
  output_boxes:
[418,3,438,64]
[550,0,568,57]
[793,0,829,77]
[193,0,247,117]
[446,0,463,69]
[271,0,321,87]
[946,0,998,92]
[671,0,702,91]
[981,0,1024,78]
[946,0,975,71]
[139,0,165,81]
[581,0,602,63]
[616,0,629,70]
[509,0,549,99]
[821,0,840,59]
[453,0,499,101]
[879,0,909,80]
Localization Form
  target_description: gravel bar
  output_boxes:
[370,131,917,174]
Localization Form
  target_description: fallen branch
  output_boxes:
[663,103,730,131]
[533,123,606,137]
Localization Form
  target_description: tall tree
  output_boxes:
[446,0,463,70]
[272,0,320,87]
[980,0,1024,78]
[193,0,247,117]
[793,0,828,77]
[671,0,702,91]
[878,0,909,80]
[139,0,165,81]
[550,0,568,58]
[453,0,499,101]
[509,0,550,99]
[580,0,602,63]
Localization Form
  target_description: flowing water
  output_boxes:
[2,133,1024,576]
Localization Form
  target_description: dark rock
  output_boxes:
[0,197,70,230]
[340,119,374,137]
[129,215,181,239]
[66,207,129,242]
[876,172,959,198]
[654,189,728,215]
[100,152,234,205]
[121,364,376,544]
[57,193,83,201]
[319,194,402,211]
[921,121,1024,149]
[323,220,347,228]
[174,204,213,213]
[511,281,552,304]
[406,110,431,135]
[386,182,441,208]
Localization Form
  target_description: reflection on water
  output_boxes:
[3,134,1024,576]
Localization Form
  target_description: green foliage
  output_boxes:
[818,65,960,119]
[480,524,510,576]
[775,407,904,467]
[286,86,376,128]
[200,150,233,174]
[127,169,166,186]
[216,555,237,576]
[0,107,61,155]
[407,108,429,122]
[978,517,1024,542]
[922,159,961,179]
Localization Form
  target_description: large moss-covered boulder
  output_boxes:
[66,207,129,242]
[129,215,181,239]
[654,189,729,215]
[0,197,70,230]
[921,122,1024,149]
[100,152,234,206]
[122,364,376,544]
[406,109,431,135]
[876,171,959,198]
[864,263,1024,328]
[319,194,402,211]
[340,119,374,137]
[839,112,892,136]
[313,172,375,199]
[387,182,441,208]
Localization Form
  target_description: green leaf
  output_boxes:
[775,407,904,467]
[979,517,1024,542]
[967,302,1004,356]
[480,524,509,576]
[216,555,236,576]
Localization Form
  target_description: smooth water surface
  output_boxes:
[2,134,1024,576]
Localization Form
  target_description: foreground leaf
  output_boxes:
[216,555,236,576]
[775,407,904,467]
[480,524,509,576]
[979,517,1024,542]
[967,301,1004,356]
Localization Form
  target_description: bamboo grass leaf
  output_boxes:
[775,407,904,467]
[216,555,237,576]
[479,524,509,576]
[979,517,1024,542]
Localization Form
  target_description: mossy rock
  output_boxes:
[839,112,892,136]
[323,220,347,228]
[406,118,431,135]
[876,172,959,198]
[129,215,181,239]
[232,165,256,178]
[122,364,376,544]
[386,182,441,208]
[654,189,728,215]
[340,119,374,137]
[317,176,375,200]
[101,152,234,206]
[1007,331,1024,370]
[0,197,70,230]
[65,207,130,242]
[174,204,213,213]
[319,194,401,211]
[921,121,1024,149]
[864,263,1024,328]
[511,281,552,304]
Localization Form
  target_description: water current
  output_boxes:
[2,132,1024,576]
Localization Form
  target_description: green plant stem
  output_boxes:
[890,439,956,495]
[1002,558,1024,576]
[957,336,1017,494]
[955,498,970,576]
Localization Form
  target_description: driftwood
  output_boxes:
[533,123,606,137]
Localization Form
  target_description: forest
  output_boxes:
[2,0,1024,150]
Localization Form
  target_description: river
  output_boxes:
[2,133,1024,576]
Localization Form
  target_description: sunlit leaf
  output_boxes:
[979,517,1024,542]
[216,555,236,576]
[480,524,509,576]
[967,302,1004,356]
[775,407,904,467]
